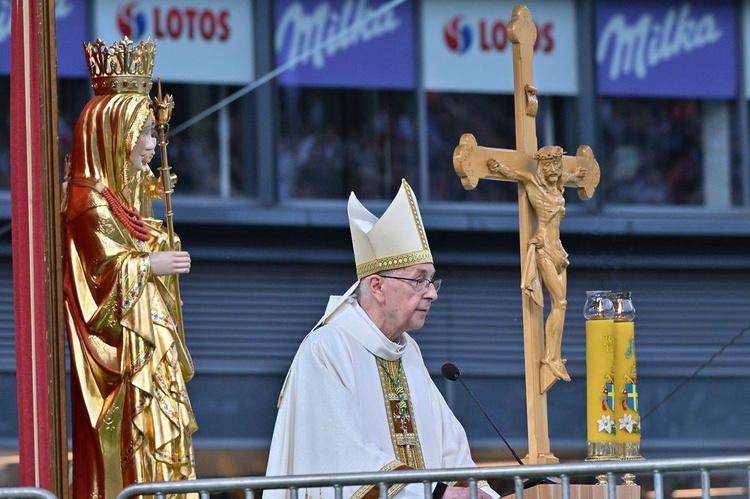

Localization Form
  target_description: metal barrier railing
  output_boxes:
[115,454,750,499]
[0,488,58,498]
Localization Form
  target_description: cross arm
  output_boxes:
[453,133,533,189]
[561,145,600,200]
[454,134,601,200]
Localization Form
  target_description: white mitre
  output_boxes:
[317,179,433,327]
[349,178,432,279]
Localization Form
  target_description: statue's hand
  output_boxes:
[156,173,178,196]
[150,251,191,275]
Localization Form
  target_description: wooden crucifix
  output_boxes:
[453,5,600,465]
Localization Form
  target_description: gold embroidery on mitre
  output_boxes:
[356,250,433,279]
[402,180,429,251]
[376,357,425,470]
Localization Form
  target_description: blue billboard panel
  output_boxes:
[274,0,415,89]
[1,0,89,77]
[596,0,736,98]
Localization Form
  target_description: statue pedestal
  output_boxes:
[504,483,641,499]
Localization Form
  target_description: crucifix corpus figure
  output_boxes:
[452,5,601,464]
[487,146,587,382]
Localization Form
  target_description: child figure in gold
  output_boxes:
[62,37,197,499]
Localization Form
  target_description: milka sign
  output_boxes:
[596,0,735,98]
[276,0,401,69]
[274,0,415,89]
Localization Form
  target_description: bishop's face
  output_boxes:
[379,263,439,339]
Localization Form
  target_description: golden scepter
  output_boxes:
[152,78,195,380]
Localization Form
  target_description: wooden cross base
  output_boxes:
[503,483,641,499]
[524,453,559,465]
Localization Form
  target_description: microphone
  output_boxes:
[441,362,524,466]
[441,363,557,495]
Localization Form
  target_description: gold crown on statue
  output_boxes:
[84,37,155,95]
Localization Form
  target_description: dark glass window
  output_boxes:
[427,92,579,203]
[427,92,517,202]
[0,77,9,191]
[57,80,254,199]
[599,97,738,207]
[156,84,253,198]
[277,87,418,200]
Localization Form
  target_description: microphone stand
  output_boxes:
[453,375,525,466]
[442,363,556,496]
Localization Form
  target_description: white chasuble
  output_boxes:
[265,299,498,499]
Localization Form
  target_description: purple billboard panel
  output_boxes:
[0,2,8,72]
[0,0,89,77]
[56,0,89,77]
[274,0,415,89]
[596,0,736,98]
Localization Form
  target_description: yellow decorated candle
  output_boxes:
[583,291,617,460]
[586,320,616,443]
[611,292,642,459]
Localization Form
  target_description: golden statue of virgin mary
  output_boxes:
[62,37,197,499]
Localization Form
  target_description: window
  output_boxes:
[155,84,254,198]
[599,98,738,207]
[30,79,254,200]
[278,87,418,200]
[427,92,581,203]
[0,77,9,191]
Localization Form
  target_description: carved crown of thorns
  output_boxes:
[533,145,565,160]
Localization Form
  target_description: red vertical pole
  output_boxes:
[10,0,67,495]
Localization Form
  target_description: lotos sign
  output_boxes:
[596,0,736,98]
[118,4,231,42]
[94,0,253,84]
[421,0,578,95]
[442,14,555,55]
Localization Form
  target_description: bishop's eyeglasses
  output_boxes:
[379,275,442,293]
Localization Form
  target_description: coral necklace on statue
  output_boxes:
[99,184,151,241]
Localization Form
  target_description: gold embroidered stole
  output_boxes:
[351,357,490,499]
[376,357,425,469]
